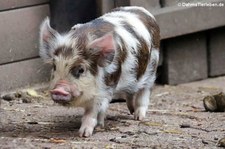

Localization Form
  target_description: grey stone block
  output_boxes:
[130,0,160,11]
[97,0,225,40]
[208,27,225,77]
[96,0,115,15]
[0,58,51,92]
[154,0,225,39]
[162,33,208,85]
[115,0,130,7]
[0,0,49,11]
[97,0,161,15]
[0,5,50,64]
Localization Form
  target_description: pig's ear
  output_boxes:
[39,17,58,62]
[88,33,116,67]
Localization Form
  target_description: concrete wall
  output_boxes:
[0,0,50,92]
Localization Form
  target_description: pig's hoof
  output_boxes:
[134,107,147,121]
[97,121,104,128]
[79,126,94,137]
[128,106,134,115]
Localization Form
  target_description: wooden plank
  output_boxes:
[0,5,49,64]
[130,0,160,10]
[208,27,225,77]
[114,0,130,7]
[97,0,225,39]
[161,33,208,85]
[0,58,51,92]
[0,0,49,11]
[96,0,115,15]
[154,0,225,39]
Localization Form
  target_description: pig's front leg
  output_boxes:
[79,107,98,137]
[79,99,109,137]
[97,111,105,127]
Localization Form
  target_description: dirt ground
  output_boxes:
[1,76,225,149]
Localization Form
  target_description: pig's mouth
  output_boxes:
[50,82,81,105]
[50,88,72,104]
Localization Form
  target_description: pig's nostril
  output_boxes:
[50,89,70,96]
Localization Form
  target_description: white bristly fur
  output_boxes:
[104,11,151,46]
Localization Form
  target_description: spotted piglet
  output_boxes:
[39,6,160,137]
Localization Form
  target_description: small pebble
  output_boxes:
[22,98,31,103]
[27,121,38,125]
[2,94,14,101]
[14,92,22,98]
[121,135,127,138]
[202,140,208,144]
[109,138,116,142]
[180,123,191,128]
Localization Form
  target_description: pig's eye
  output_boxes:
[71,65,85,78]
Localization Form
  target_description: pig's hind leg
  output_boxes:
[114,92,135,114]
[133,49,159,120]
[126,93,135,114]
[97,102,109,127]
[134,88,150,121]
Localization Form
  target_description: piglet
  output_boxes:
[39,6,160,137]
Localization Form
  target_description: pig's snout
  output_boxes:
[50,87,72,103]
[50,81,81,104]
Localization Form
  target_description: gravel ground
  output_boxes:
[1,76,225,149]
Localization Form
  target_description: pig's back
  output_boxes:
[95,6,160,94]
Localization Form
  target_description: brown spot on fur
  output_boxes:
[69,19,115,77]
[118,47,127,63]
[74,49,99,76]
[80,48,99,76]
[112,8,159,79]
[119,8,160,49]
[70,58,84,67]
[72,19,115,40]
[54,46,73,57]
[136,39,150,80]
[116,34,127,63]
[121,21,150,80]
[105,65,122,87]
[89,60,98,76]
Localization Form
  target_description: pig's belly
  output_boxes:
[113,72,139,99]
